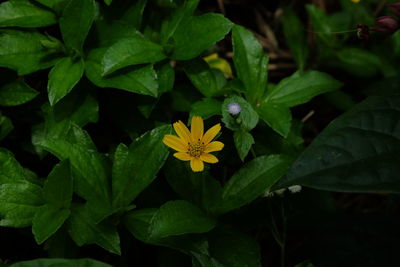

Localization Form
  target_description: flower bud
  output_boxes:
[388,2,400,17]
[373,16,399,34]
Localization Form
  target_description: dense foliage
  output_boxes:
[0,0,399,266]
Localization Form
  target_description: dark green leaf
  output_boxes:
[123,208,157,243]
[32,205,70,244]
[160,0,199,44]
[275,95,400,193]
[0,29,62,75]
[0,80,38,106]
[306,4,337,46]
[60,0,96,53]
[232,25,269,104]
[149,200,216,239]
[157,62,175,94]
[0,0,57,28]
[295,261,315,267]
[265,70,342,107]
[0,148,32,184]
[220,154,292,213]
[43,160,72,208]
[0,182,43,227]
[85,48,158,97]
[184,59,227,97]
[233,130,254,161]
[190,98,222,120]
[282,8,308,70]
[334,47,381,77]
[68,204,121,255]
[171,13,233,60]
[221,95,258,131]
[119,0,147,29]
[48,57,84,106]
[112,125,171,209]
[164,158,223,215]
[34,0,68,14]
[0,114,13,140]
[257,103,292,137]
[10,258,112,267]
[102,35,166,76]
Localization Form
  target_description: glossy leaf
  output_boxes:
[184,59,227,97]
[85,48,158,97]
[112,125,171,209]
[48,57,84,106]
[0,182,43,227]
[34,0,68,13]
[149,200,216,239]
[0,80,39,106]
[257,103,292,137]
[0,29,61,75]
[232,25,269,104]
[265,70,342,107]
[221,95,259,131]
[274,95,400,193]
[9,258,112,267]
[190,98,222,120]
[60,0,96,53]
[32,205,70,244]
[234,130,254,161]
[221,154,293,213]
[0,0,57,28]
[68,205,121,255]
[157,62,175,94]
[43,160,73,208]
[102,35,166,76]
[171,13,233,60]
[0,148,32,184]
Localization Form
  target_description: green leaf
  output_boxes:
[265,70,342,107]
[220,154,292,213]
[274,95,400,193]
[48,57,84,106]
[85,48,158,97]
[257,103,292,137]
[306,4,337,46]
[334,47,381,77]
[0,148,32,184]
[68,204,121,255]
[0,29,61,75]
[295,261,315,267]
[232,25,269,104]
[171,13,233,60]
[0,0,57,28]
[37,129,112,221]
[0,80,38,106]
[0,182,43,227]
[34,0,68,14]
[164,158,223,215]
[123,208,157,243]
[60,0,96,53]
[160,0,199,44]
[32,205,70,244]
[282,8,308,70]
[0,114,13,140]
[184,59,227,97]
[157,62,175,94]
[221,95,258,131]
[43,160,73,208]
[207,226,261,267]
[104,0,112,5]
[234,130,254,161]
[190,98,222,120]
[112,125,171,209]
[9,258,112,267]
[149,200,216,239]
[101,35,166,76]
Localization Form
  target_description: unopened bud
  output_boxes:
[373,16,399,34]
[388,2,400,17]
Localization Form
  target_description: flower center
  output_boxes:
[188,140,205,158]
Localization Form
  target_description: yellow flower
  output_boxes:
[203,53,233,78]
[163,116,224,172]
[351,0,361,3]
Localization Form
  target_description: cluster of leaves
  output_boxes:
[0,0,399,266]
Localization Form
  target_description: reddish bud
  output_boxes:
[372,16,399,34]
[388,2,400,17]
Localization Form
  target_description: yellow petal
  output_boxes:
[202,123,221,145]
[204,141,224,153]
[173,120,192,143]
[162,135,187,152]
[190,157,204,172]
[173,152,191,161]
[191,116,204,141]
[200,153,218,163]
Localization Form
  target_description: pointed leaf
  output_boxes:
[0,80,38,106]
[9,258,112,267]
[234,130,254,161]
[257,103,292,137]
